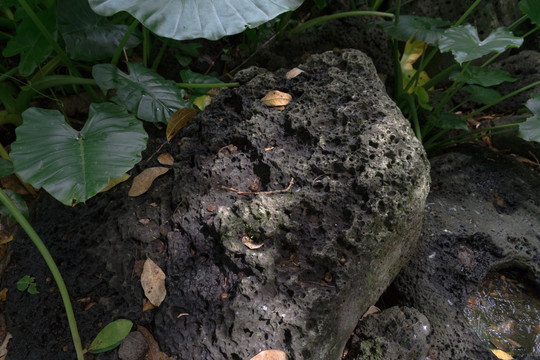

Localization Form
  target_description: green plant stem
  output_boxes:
[289,11,394,34]
[111,18,139,66]
[0,188,84,360]
[17,0,100,102]
[454,0,482,26]
[143,26,150,68]
[151,38,170,70]
[466,80,540,119]
[177,82,240,88]
[426,124,520,151]
[405,93,422,142]
[508,15,528,31]
[21,76,97,92]
[422,63,459,90]
[0,142,10,159]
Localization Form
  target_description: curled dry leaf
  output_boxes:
[360,305,381,320]
[241,235,264,250]
[261,90,292,110]
[285,67,304,79]
[157,153,174,166]
[166,107,198,142]
[140,258,167,307]
[250,350,288,360]
[128,167,169,197]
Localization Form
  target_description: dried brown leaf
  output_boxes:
[137,326,161,360]
[166,108,198,142]
[241,236,264,250]
[285,67,304,79]
[100,173,130,193]
[157,153,174,166]
[128,167,169,197]
[261,90,292,108]
[140,258,166,306]
[250,350,288,360]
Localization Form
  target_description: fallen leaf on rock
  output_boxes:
[0,288,7,302]
[137,325,161,360]
[166,108,198,142]
[100,173,130,193]
[157,153,174,166]
[88,319,133,354]
[0,332,12,358]
[261,90,292,110]
[139,218,151,225]
[193,94,212,111]
[250,350,288,360]
[491,349,514,360]
[141,258,166,306]
[360,305,381,320]
[241,235,264,250]
[128,167,169,197]
[142,299,156,312]
[286,67,304,79]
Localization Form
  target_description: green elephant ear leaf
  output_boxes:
[93,63,189,123]
[438,25,523,65]
[429,112,469,130]
[11,103,148,206]
[2,6,56,77]
[449,66,516,87]
[88,319,133,354]
[462,85,502,105]
[378,15,451,45]
[520,0,540,27]
[88,0,303,41]
[57,0,140,61]
[520,94,540,142]
[0,158,14,178]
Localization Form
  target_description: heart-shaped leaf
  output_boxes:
[11,103,147,205]
[88,0,303,41]
[520,0,540,27]
[57,0,140,61]
[449,66,516,87]
[438,25,523,65]
[93,62,188,123]
[2,7,56,76]
[462,85,502,105]
[430,112,468,130]
[378,15,451,45]
[88,319,133,354]
[520,95,540,142]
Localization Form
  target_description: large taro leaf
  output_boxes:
[88,0,303,41]
[57,0,140,61]
[11,103,148,205]
[520,0,540,27]
[378,15,451,45]
[93,63,188,123]
[2,6,56,77]
[449,66,516,87]
[520,95,540,142]
[438,25,523,65]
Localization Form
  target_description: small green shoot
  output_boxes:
[16,275,39,294]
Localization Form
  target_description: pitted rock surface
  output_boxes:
[379,144,540,360]
[156,49,429,360]
[3,49,429,360]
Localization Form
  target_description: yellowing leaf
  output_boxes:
[261,90,292,109]
[128,167,169,197]
[250,350,288,360]
[166,108,198,142]
[400,36,433,93]
[141,258,167,307]
[491,349,514,360]
[193,95,212,111]
[157,153,174,166]
[99,173,130,193]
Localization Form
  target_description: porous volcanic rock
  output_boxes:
[3,49,429,360]
[155,49,429,360]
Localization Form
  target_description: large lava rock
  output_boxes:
[155,49,429,359]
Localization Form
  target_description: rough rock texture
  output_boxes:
[347,306,431,360]
[3,49,429,360]
[378,144,540,360]
[491,51,540,113]
[155,49,430,360]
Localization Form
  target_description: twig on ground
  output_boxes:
[221,178,294,195]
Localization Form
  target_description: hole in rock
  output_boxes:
[463,268,540,358]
